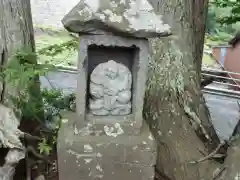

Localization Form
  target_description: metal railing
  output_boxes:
[201,66,240,99]
[41,63,240,99]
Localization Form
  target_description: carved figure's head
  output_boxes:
[105,60,118,79]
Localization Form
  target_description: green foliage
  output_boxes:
[213,0,240,25]
[1,36,78,117]
[206,0,239,37]
[206,31,233,42]
[39,89,75,155]
[0,37,78,155]
[35,88,75,155]
[38,38,78,57]
[38,137,53,155]
[35,32,78,66]
[206,5,217,33]
[2,48,56,119]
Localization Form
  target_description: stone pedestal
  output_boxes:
[58,112,156,180]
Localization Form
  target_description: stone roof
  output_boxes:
[62,0,171,38]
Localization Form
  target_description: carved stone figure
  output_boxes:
[89,60,132,116]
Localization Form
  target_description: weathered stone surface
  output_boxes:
[62,0,171,38]
[57,115,156,180]
[99,163,155,180]
[0,104,23,149]
[90,60,132,116]
[0,105,25,180]
[0,149,25,180]
[34,175,46,180]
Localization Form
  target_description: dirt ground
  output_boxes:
[13,151,58,180]
[31,149,59,180]
[44,153,58,180]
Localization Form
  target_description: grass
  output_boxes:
[35,28,78,67]
[202,53,216,66]
[202,42,216,66]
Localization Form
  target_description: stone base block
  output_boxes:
[57,118,156,180]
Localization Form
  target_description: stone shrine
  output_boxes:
[57,0,171,180]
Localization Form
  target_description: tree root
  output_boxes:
[27,146,52,165]
[154,166,172,180]
[183,105,210,141]
[21,132,41,141]
[189,142,226,164]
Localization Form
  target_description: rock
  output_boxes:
[0,149,25,180]
[0,104,25,180]
[89,60,132,116]
[34,175,46,180]
[0,104,23,149]
[62,0,171,38]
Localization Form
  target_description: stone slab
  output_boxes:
[62,0,170,38]
[57,115,156,180]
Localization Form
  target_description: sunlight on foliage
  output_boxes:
[38,137,53,155]
[36,33,78,66]
[213,0,240,25]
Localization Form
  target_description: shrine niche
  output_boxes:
[76,36,149,132]
[89,60,132,116]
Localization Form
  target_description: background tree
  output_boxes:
[213,0,240,25]
[145,0,240,179]
[206,5,217,33]
[0,0,44,179]
[205,0,240,38]
[0,0,43,119]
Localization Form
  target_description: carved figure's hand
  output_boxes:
[90,83,103,99]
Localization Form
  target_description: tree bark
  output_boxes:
[0,0,43,120]
[0,0,43,178]
[144,0,239,180]
[221,137,240,180]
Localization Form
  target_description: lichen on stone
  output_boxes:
[62,0,171,38]
[103,123,124,137]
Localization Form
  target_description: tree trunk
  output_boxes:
[0,0,43,179]
[144,0,240,180]
[221,137,240,180]
[0,0,43,120]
